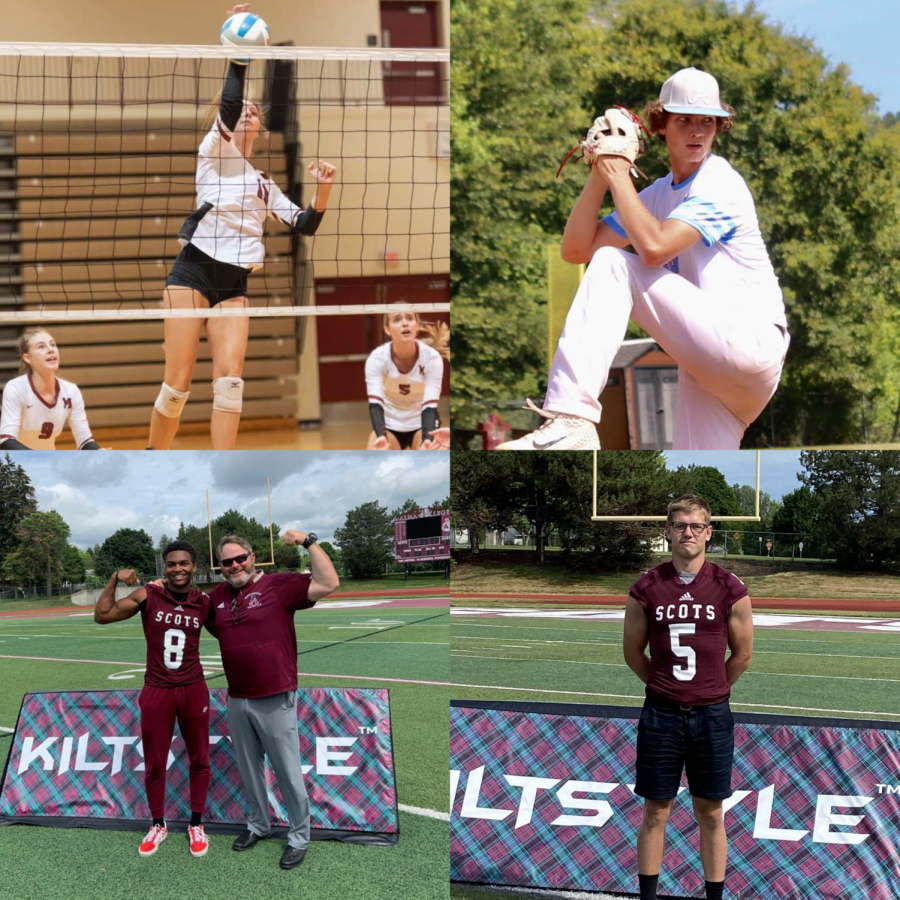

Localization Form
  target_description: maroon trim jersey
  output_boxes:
[139,583,213,688]
[208,572,314,699]
[630,561,748,705]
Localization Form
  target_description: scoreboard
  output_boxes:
[394,507,451,563]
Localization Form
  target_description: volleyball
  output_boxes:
[220,13,270,63]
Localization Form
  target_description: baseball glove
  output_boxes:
[556,106,650,179]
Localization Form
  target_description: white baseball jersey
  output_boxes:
[184,117,306,270]
[0,374,94,449]
[365,341,443,432]
[603,154,786,328]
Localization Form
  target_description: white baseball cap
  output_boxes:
[659,67,729,117]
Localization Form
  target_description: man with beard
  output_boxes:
[622,494,754,900]
[207,530,339,870]
[94,540,213,858]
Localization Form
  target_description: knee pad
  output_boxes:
[154,382,190,418]
[212,376,244,414]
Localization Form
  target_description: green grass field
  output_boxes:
[0,595,449,900]
[449,606,900,900]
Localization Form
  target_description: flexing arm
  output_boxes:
[93,569,146,624]
[597,157,702,266]
[725,594,753,685]
[622,596,651,684]
[283,530,340,601]
[560,165,631,264]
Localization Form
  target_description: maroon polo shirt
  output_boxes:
[630,561,748,705]
[139,583,212,688]
[208,571,314,699]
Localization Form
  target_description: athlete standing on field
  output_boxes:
[147,4,336,451]
[94,541,214,859]
[501,67,789,450]
[622,494,754,900]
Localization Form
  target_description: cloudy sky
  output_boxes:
[10,451,450,550]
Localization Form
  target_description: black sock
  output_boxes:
[639,873,659,900]
[705,880,725,900]
[190,812,202,827]
[152,817,165,828]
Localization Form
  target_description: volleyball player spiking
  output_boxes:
[0,329,102,450]
[148,4,336,450]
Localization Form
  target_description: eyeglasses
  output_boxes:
[220,552,251,568]
[668,522,710,535]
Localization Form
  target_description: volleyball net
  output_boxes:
[0,42,450,323]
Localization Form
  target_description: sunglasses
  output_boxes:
[220,552,251,568]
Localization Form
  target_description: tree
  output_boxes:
[62,544,86,584]
[157,533,172,553]
[334,502,394,579]
[93,529,157,580]
[1,511,71,595]
[798,451,900,568]
[0,454,38,561]
[451,0,596,431]
[771,485,829,559]
[318,541,341,570]
[273,540,301,571]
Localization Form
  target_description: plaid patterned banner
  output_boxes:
[1,687,398,835]
[450,703,900,899]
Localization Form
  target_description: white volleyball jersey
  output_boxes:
[604,154,786,328]
[0,374,93,449]
[185,117,306,271]
[365,341,444,432]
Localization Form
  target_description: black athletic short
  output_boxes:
[165,243,250,307]
[634,694,734,801]
[387,428,419,450]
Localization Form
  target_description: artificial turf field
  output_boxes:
[449,602,900,900]
[0,593,450,900]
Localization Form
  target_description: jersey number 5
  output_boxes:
[163,628,186,670]
[669,623,696,682]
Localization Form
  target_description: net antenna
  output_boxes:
[207,476,276,570]
[591,450,762,522]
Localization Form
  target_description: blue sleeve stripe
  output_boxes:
[603,213,627,238]
[668,210,717,246]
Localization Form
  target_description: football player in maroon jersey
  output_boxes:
[623,494,754,900]
[94,540,214,859]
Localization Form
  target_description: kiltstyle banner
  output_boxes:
[1,687,398,844]
[450,701,900,899]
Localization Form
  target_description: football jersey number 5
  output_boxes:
[163,628,185,670]
[668,623,696,681]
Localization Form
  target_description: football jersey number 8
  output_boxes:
[668,623,696,681]
[163,628,186,670]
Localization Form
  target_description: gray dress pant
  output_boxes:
[226,690,310,849]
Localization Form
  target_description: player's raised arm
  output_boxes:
[725,594,753,686]
[94,569,147,624]
[622,595,650,684]
[560,164,631,264]
[282,530,339,601]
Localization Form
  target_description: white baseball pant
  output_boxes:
[544,247,789,449]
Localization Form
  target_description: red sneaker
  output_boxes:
[188,824,209,858]
[138,823,168,857]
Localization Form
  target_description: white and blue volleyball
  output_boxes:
[220,13,270,64]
